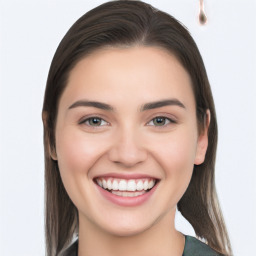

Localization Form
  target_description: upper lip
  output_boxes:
[93,172,159,180]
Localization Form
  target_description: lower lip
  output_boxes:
[96,183,158,207]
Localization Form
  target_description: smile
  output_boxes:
[94,177,158,199]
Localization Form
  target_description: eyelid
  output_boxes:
[79,115,110,127]
[147,113,177,122]
[77,113,177,128]
[146,115,177,127]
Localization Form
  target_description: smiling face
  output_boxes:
[54,46,208,237]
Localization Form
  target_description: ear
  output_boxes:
[194,109,210,165]
[49,145,58,161]
[42,111,58,161]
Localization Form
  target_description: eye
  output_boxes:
[80,117,109,127]
[147,116,175,127]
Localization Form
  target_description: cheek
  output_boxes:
[158,134,197,204]
[150,128,197,192]
[153,130,197,170]
[55,128,109,208]
[55,128,108,200]
[56,129,104,173]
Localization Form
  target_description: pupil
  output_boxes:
[154,117,165,126]
[90,118,101,126]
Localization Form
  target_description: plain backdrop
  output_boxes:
[0,0,255,255]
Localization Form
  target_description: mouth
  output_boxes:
[94,177,158,198]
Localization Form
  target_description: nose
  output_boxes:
[108,127,148,167]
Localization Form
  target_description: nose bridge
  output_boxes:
[108,123,147,167]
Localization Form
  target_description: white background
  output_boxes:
[0,0,255,255]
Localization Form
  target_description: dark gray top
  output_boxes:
[62,235,222,256]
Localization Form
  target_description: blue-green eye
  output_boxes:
[148,116,174,126]
[82,117,108,127]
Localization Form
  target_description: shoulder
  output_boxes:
[60,236,222,256]
[183,235,223,256]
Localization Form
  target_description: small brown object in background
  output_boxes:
[199,0,207,25]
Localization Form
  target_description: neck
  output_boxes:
[78,210,185,256]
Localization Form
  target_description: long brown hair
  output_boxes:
[42,1,232,255]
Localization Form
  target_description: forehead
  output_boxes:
[60,46,195,110]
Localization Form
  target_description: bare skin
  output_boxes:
[54,46,209,256]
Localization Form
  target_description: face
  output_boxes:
[54,46,208,236]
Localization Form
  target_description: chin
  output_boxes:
[105,225,149,237]
[98,215,156,238]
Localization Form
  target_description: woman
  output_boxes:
[42,1,232,255]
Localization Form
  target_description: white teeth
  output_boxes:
[97,179,102,187]
[123,192,128,197]
[148,180,155,189]
[112,179,119,190]
[136,180,144,190]
[127,180,136,191]
[119,180,127,191]
[96,177,157,193]
[143,180,149,190]
[111,190,146,197]
[111,191,122,196]
[107,179,112,190]
[102,179,107,189]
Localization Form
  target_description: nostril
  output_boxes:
[107,132,148,166]
[108,147,148,167]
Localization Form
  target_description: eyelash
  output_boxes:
[79,116,176,128]
[147,116,176,127]
[79,117,109,127]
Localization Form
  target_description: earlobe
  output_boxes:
[194,110,210,165]
[49,145,58,161]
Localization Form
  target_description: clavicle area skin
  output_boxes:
[55,46,209,256]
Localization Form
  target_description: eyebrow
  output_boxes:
[69,100,114,111]
[141,99,185,111]
[68,98,185,111]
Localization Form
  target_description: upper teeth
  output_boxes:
[96,178,156,191]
